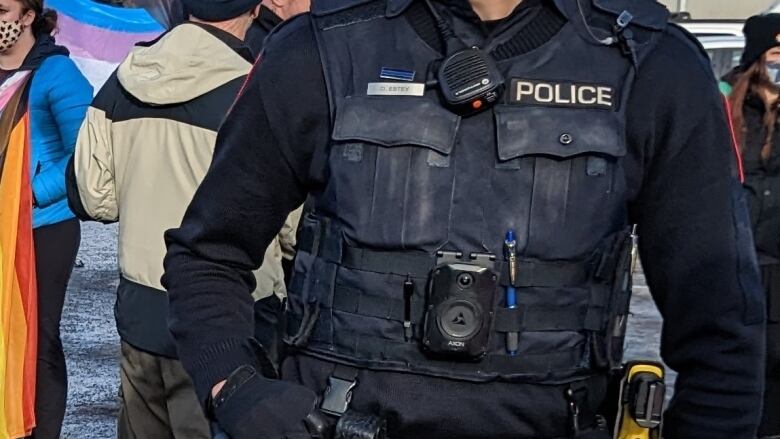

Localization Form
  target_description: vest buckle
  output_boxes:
[320,366,359,417]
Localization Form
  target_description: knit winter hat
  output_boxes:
[183,0,261,21]
[741,14,780,67]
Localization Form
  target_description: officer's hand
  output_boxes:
[211,365,320,439]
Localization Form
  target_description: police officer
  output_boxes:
[162,0,766,438]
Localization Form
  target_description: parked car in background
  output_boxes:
[670,13,745,78]
[698,35,745,78]
[675,19,744,37]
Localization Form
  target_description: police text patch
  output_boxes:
[510,79,615,110]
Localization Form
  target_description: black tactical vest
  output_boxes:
[287,0,669,385]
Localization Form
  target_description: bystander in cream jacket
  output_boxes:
[66,22,299,358]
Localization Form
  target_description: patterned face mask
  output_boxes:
[0,20,23,54]
[767,62,780,86]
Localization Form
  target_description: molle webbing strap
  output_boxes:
[498,259,593,288]
[292,320,589,379]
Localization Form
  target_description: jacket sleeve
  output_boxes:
[31,56,93,208]
[71,105,119,222]
[627,30,765,438]
[279,205,303,261]
[161,17,330,403]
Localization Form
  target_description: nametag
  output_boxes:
[367,82,425,97]
[510,79,615,110]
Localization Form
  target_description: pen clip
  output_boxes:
[504,232,517,286]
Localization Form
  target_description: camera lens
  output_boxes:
[457,273,474,288]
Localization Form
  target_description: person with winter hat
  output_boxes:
[65,0,300,437]
[723,13,780,439]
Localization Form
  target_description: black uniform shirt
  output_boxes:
[161,1,765,437]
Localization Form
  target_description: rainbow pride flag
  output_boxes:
[0,71,37,439]
[48,0,164,90]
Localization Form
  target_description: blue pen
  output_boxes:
[504,230,519,356]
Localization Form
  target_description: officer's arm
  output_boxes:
[627,31,765,438]
[161,18,330,404]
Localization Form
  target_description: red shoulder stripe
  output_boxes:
[722,95,745,183]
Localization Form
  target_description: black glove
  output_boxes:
[211,364,321,439]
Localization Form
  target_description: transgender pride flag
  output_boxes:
[48,0,165,91]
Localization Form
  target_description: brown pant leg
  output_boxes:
[117,342,173,439]
[159,356,211,439]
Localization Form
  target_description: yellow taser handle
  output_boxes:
[616,363,665,439]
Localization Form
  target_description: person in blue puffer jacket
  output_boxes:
[0,0,92,437]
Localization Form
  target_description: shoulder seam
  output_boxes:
[311,0,379,16]
[664,23,716,81]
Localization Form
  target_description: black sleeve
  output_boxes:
[65,155,92,221]
[626,29,765,438]
[161,15,330,403]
